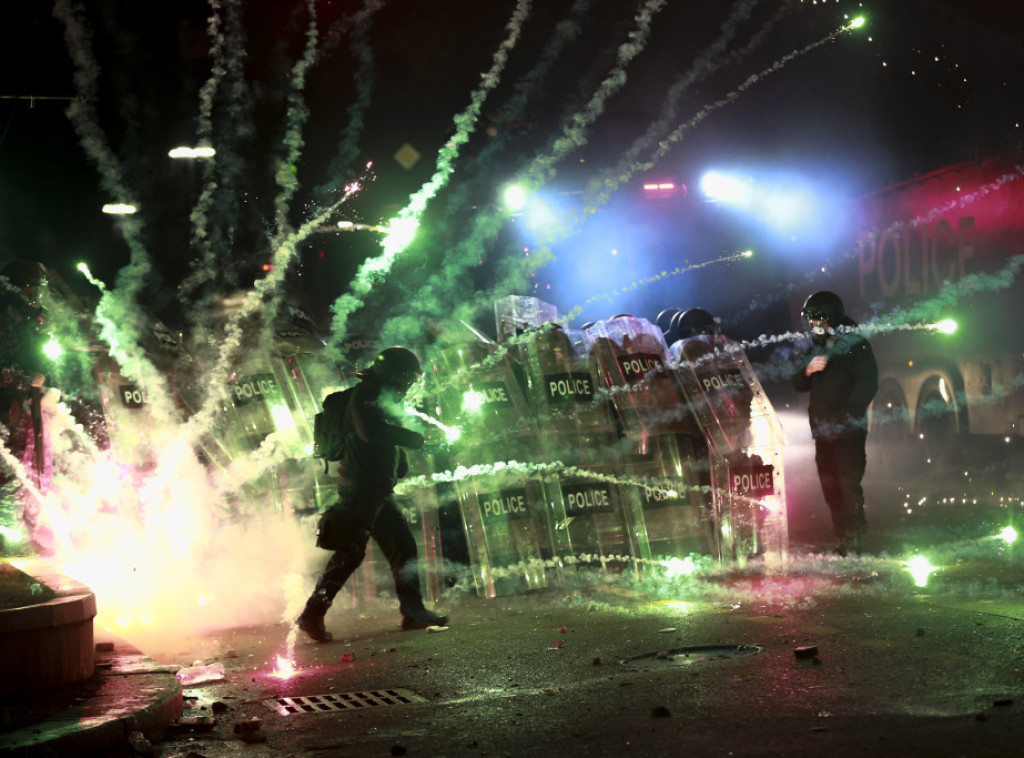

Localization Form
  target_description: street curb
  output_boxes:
[0,637,183,757]
[0,559,96,697]
[0,561,183,757]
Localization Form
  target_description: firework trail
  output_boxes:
[271,0,319,228]
[179,0,253,302]
[255,0,326,356]
[317,0,386,61]
[580,0,782,216]
[53,0,179,424]
[424,9,859,341]
[635,19,861,179]
[312,0,383,210]
[738,165,1024,351]
[732,163,1024,332]
[431,0,594,217]
[737,252,1024,390]
[324,0,534,354]
[182,180,365,443]
[395,458,706,501]
[522,0,668,189]
[376,0,669,347]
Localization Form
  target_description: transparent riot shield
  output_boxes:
[582,316,695,451]
[494,295,559,344]
[623,433,713,561]
[393,448,443,604]
[580,316,709,570]
[670,335,788,569]
[545,470,644,577]
[93,355,165,469]
[432,340,557,597]
[508,321,639,577]
[518,322,619,466]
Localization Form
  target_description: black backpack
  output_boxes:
[312,387,355,470]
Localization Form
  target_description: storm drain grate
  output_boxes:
[263,689,427,716]
[621,644,762,671]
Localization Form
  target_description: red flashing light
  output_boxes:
[642,181,684,199]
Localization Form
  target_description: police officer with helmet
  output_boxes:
[791,291,878,556]
[673,307,717,340]
[297,346,448,643]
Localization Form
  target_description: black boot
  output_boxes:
[401,608,449,630]
[296,594,333,643]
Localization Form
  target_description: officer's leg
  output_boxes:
[815,440,848,549]
[371,496,448,629]
[834,431,868,552]
[297,499,373,643]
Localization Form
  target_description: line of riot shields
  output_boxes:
[423,295,788,598]
[3,266,786,604]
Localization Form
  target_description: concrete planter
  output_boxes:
[0,560,96,697]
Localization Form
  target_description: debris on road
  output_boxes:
[176,662,226,685]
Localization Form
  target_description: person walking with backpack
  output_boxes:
[297,347,448,642]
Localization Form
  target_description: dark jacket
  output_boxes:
[792,328,878,440]
[338,375,424,495]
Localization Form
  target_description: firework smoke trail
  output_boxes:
[582,0,783,216]
[736,164,1024,323]
[733,166,1024,361]
[53,0,177,424]
[395,459,708,501]
[271,0,319,227]
[393,7,851,344]
[312,0,382,210]
[179,0,248,301]
[579,250,752,313]
[257,0,323,353]
[432,0,594,217]
[326,0,533,353]
[377,0,668,347]
[317,0,385,60]
[182,0,227,295]
[735,253,1024,388]
[634,19,860,179]
[182,181,364,442]
[865,254,1024,331]
[522,0,667,189]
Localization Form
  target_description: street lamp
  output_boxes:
[101,203,137,214]
[168,146,216,159]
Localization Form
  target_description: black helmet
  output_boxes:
[655,307,681,335]
[801,291,846,325]
[674,308,716,339]
[372,346,422,392]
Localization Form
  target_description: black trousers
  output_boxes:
[311,486,425,618]
[813,429,868,543]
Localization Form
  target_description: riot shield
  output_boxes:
[433,340,558,597]
[670,335,788,569]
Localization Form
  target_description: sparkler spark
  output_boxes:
[271,655,299,679]
[903,555,938,587]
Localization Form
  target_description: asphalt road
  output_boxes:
[79,431,1018,758]
[129,539,1024,758]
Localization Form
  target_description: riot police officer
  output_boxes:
[297,347,448,642]
[792,292,878,556]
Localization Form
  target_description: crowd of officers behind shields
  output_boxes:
[295,291,878,644]
[0,261,876,640]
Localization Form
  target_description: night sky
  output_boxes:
[0,0,1021,339]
